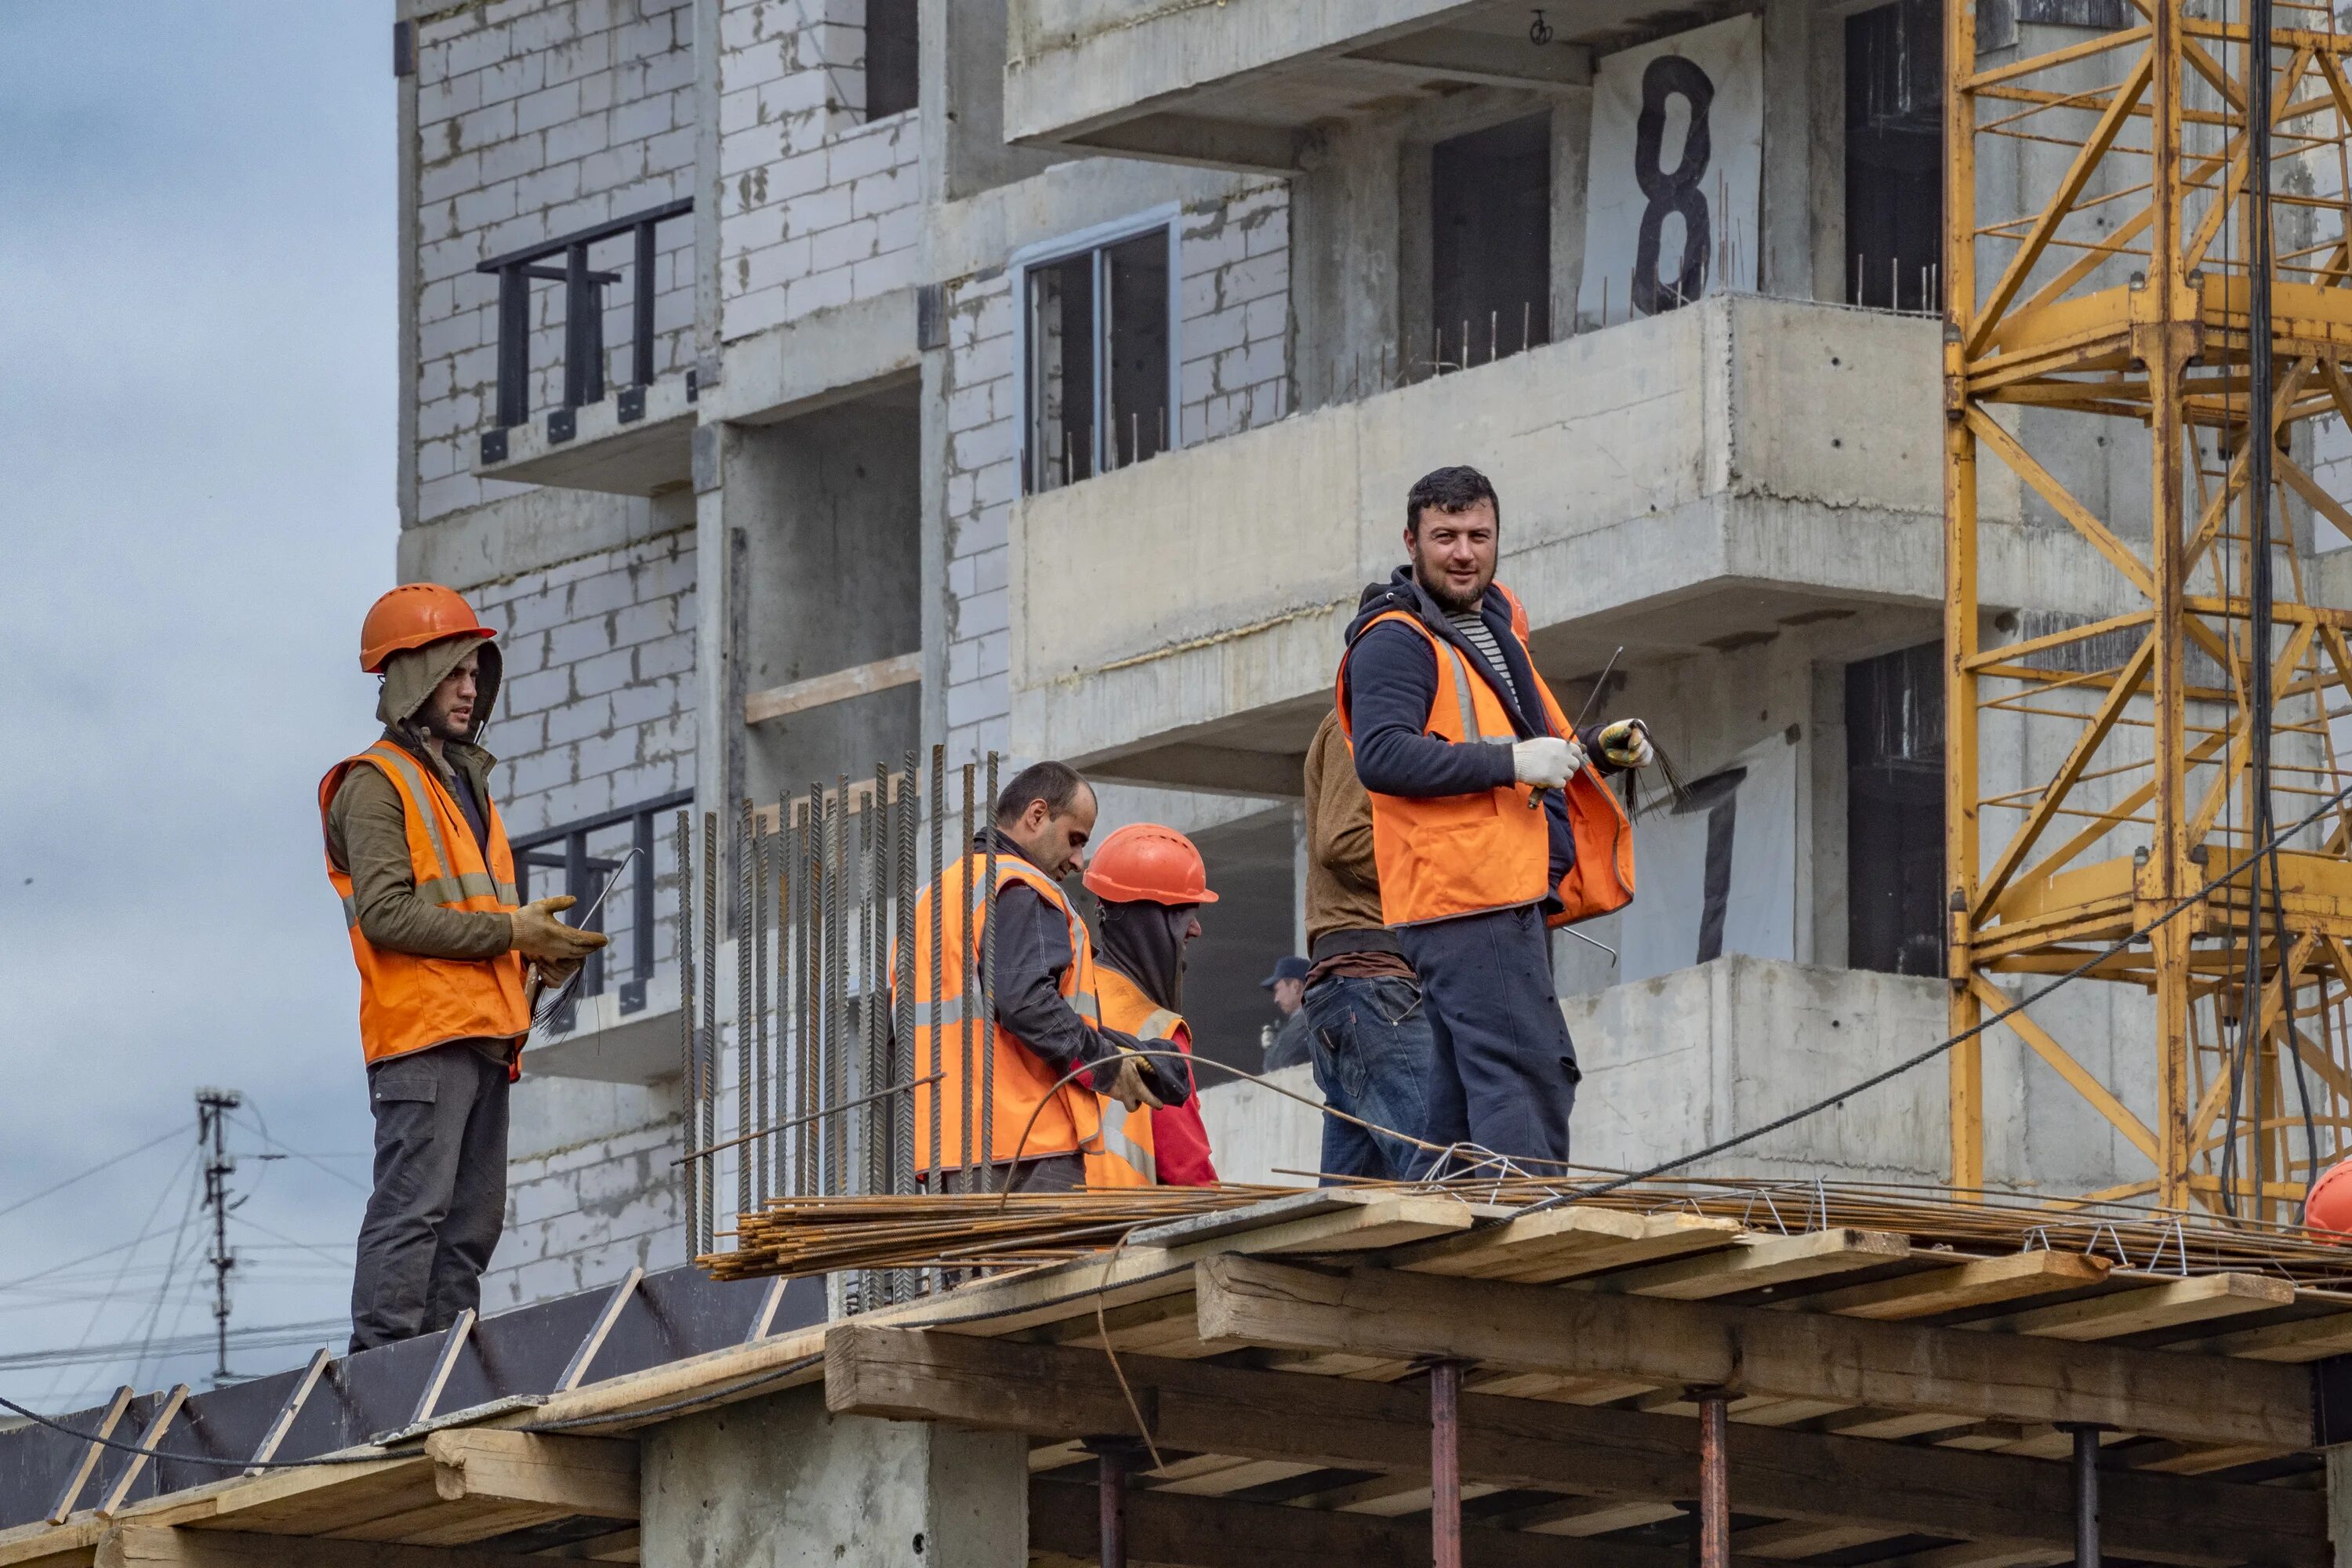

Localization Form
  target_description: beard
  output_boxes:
[418,703,472,743]
[1413,555,1490,615]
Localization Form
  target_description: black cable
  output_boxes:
[1516,769,2352,1218]
[0,1393,390,1468]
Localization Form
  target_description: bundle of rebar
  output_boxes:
[708,1184,1294,1281]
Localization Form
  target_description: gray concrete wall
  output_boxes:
[641,1383,1026,1568]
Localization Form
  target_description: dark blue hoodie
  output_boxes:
[1338,567,1580,894]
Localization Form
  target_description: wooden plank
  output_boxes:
[0,1517,104,1568]
[1591,1229,1911,1300]
[2173,1298,2352,1360]
[743,651,921,726]
[99,1526,573,1568]
[98,1388,189,1517]
[1499,1497,1686,1536]
[190,1469,448,1539]
[823,1325,2324,1566]
[1968,1272,2293,1340]
[1734,1519,1907,1559]
[521,1324,826,1435]
[1396,1210,1742,1285]
[1190,1255,2311,1450]
[1797,1250,2111,1319]
[423,1430,637,1521]
[49,1388,135,1524]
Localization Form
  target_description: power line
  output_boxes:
[0,1123,191,1225]
[229,1106,368,1194]
[0,1319,347,1376]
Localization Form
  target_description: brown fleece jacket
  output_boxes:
[1302,708,1388,947]
[325,637,515,961]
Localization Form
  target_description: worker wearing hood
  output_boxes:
[320,584,606,1352]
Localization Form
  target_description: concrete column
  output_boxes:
[691,423,743,840]
[924,0,1059,203]
[641,1385,1028,1567]
[1290,123,1402,412]
[1549,89,1594,336]
[1760,0,1814,299]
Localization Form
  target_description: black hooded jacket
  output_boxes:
[1338,567,1579,891]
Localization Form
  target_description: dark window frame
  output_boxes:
[1013,209,1184,494]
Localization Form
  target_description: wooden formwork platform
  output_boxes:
[3,1188,2347,1566]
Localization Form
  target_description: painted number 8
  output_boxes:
[1632,54,1714,316]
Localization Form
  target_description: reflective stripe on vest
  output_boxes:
[1089,968,1189,1188]
[320,740,530,1067]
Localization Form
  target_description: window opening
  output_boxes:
[1431,114,1552,368]
[1023,224,1173,493]
[1845,0,1944,313]
[1846,641,1947,977]
[865,0,919,120]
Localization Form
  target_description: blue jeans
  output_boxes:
[1399,904,1579,1177]
[1303,972,1436,1183]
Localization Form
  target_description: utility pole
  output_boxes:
[194,1088,241,1386]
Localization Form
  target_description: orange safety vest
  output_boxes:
[1337,584,1635,928]
[318,740,531,1067]
[898,851,1105,1176]
[1086,967,1189,1188]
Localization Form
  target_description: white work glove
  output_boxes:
[1098,1050,1166,1113]
[1595,718,1656,768]
[1511,736,1585,789]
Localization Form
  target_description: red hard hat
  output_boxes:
[359,583,495,673]
[1083,824,1218,906]
[2310,1157,2352,1240]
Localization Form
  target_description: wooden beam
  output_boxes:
[2175,1299,2352,1359]
[421,1430,637,1520]
[1190,1255,2311,1450]
[98,1528,570,1568]
[743,652,921,727]
[1591,1229,1911,1300]
[1796,1250,2111,1319]
[1966,1272,2294,1339]
[824,1325,2323,1566]
[1392,1209,1740,1283]
[1031,1476,1689,1568]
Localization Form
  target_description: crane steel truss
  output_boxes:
[1946,0,2352,1218]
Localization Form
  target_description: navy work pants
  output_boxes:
[1303,971,1436,1183]
[350,1042,510,1352]
[1399,903,1580,1175]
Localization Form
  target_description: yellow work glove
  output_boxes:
[509,895,610,963]
[1595,718,1656,768]
[1099,1049,1167,1113]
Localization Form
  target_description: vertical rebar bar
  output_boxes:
[1091,1440,1134,1568]
[959,761,977,1187]
[1697,1388,1730,1568]
[831,774,849,1196]
[980,752,1000,1190]
[752,818,771,1207]
[699,810,719,1257]
[803,784,823,1198]
[773,798,790,1199]
[673,811,699,1254]
[895,753,916,1202]
[1430,1361,1462,1568]
[737,800,755,1226]
[927,746,945,1190]
[864,775,884,1204]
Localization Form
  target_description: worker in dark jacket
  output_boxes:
[323,584,606,1351]
[1338,466,1652,1174]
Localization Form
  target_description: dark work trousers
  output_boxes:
[350,1043,510,1352]
[1399,904,1580,1177]
[1304,972,1436,1183]
[928,1152,1085,1194]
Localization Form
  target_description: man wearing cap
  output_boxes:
[1259,956,1312,1071]
[321,584,608,1352]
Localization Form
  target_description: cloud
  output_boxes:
[0,2,399,1405]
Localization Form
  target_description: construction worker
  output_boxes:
[1338,466,1653,1175]
[1258,956,1311,1070]
[1081,825,1222,1187]
[899,760,1185,1193]
[1299,706,1436,1182]
[322,584,608,1351]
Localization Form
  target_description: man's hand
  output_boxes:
[1596,718,1656,768]
[1511,735,1585,789]
[509,895,610,963]
[532,955,584,987]
[1098,1049,1167,1112]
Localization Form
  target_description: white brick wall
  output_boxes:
[484,1079,687,1312]
[412,0,699,524]
[936,184,1292,760]
[477,532,699,839]
[717,0,921,341]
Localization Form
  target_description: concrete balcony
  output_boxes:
[474,371,697,497]
[1008,293,2131,788]
[1006,0,1659,168]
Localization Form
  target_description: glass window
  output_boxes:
[1025,226,1172,492]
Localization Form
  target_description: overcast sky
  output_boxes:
[0,4,396,1408]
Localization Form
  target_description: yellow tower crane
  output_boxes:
[1946,0,2352,1218]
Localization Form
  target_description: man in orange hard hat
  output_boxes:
[322,583,608,1351]
[1081,825,1221,1186]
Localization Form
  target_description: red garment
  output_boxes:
[1149,1022,1219,1185]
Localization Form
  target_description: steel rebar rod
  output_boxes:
[699,811,719,1255]
[753,818,771,1205]
[927,746,945,1192]
[982,752,1000,1190]
[1696,1388,1730,1568]
[674,811,699,1254]
[2064,1423,2102,1568]
[960,760,977,1189]
[737,800,755,1224]
[831,775,850,1196]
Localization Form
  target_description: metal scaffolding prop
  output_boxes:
[1946,0,2352,1216]
[673,749,1022,1296]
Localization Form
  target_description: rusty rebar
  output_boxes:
[1430,1359,1462,1568]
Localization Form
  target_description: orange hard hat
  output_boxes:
[2310,1157,2352,1240]
[359,583,495,673]
[1083,823,1218,906]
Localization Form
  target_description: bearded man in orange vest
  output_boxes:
[1338,466,1655,1176]
[322,585,607,1351]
